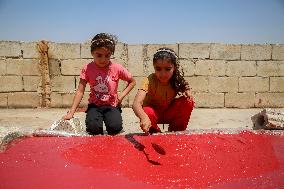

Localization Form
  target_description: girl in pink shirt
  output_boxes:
[132,48,194,134]
[64,33,136,135]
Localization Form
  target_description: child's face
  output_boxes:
[91,47,111,68]
[153,59,175,84]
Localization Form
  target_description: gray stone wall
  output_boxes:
[0,41,284,108]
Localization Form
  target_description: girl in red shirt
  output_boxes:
[63,33,135,135]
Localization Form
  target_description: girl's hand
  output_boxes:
[140,116,152,133]
[117,96,123,107]
[63,111,74,120]
[183,90,194,101]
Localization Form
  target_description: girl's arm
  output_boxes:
[63,79,87,120]
[132,90,151,133]
[117,78,136,105]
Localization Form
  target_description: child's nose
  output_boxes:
[161,70,167,76]
[102,56,109,62]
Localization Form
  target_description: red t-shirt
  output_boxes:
[80,60,132,107]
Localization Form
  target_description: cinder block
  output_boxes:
[50,92,62,108]
[128,45,144,76]
[22,42,38,58]
[113,43,127,63]
[179,59,195,76]
[185,76,208,92]
[0,59,6,75]
[22,59,40,75]
[61,59,86,75]
[0,93,7,107]
[210,44,241,60]
[81,42,92,59]
[146,44,178,60]
[194,92,224,108]
[49,59,61,76]
[209,77,238,92]
[8,92,40,108]
[0,76,23,92]
[226,61,256,76]
[143,60,155,76]
[255,92,284,107]
[62,93,75,108]
[241,44,271,60]
[113,58,127,68]
[23,76,40,91]
[0,41,21,57]
[195,60,226,76]
[48,42,80,59]
[6,59,22,75]
[6,59,40,76]
[51,76,75,92]
[257,61,284,76]
[239,77,269,92]
[270,77,284,92]
[179,43,210,59]
[272,44,284,60]
[225,92,255,108]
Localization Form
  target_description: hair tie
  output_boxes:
[91,38,114,44]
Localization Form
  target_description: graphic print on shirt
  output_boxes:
[93,75,110,102]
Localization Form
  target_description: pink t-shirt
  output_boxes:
[80,60,132,107]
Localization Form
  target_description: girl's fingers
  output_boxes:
[63,112,73,120]
[140,122,149,133]
[144,131,150,136]
[183,91,194,101]
[183,92,190,99]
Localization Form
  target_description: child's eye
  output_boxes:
[165,68,172,71]
[155,67,161,71]
[96,54,103,58]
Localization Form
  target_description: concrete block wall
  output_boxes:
[0,41,41,108]
[0,41,284,108]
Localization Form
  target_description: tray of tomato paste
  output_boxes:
[0,129,283,189]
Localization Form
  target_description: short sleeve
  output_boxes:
[139,77,149,92]
[118,65,132,82]
[80,64,88,81]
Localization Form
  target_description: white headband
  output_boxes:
[156,49,178,58]
[91,38,114,44]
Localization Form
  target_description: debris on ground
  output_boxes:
[251,108,284,130]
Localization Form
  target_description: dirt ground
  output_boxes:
[0,108,265,141]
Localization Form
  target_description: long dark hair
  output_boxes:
[153,48,189,94]
[90,33,118,54]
